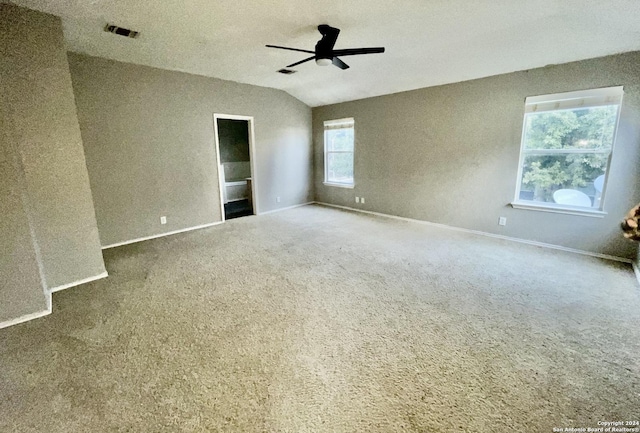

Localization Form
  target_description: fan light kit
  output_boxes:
[267,24,385,71]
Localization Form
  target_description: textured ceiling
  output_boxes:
[11,0,640,107]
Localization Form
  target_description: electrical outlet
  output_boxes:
[498,217,506,226]
[160,216,167,225]
[276,196,281,203]
[361,197,365,204]
[355,197,360,203]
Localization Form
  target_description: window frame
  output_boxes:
[323,118,355,188]
[511,86,624,218]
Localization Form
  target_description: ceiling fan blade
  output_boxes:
[287,56,316,68]
[266,45,315,54]
[332,57,349,70]
[331,47,385,57]
[317,24,340,51]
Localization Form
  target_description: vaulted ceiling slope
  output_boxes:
[11,0,640,107]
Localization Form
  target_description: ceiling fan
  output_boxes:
[266,24,385,70]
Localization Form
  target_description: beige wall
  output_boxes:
[313,52,640,260]
[1,4,106,325]
[68,54,312,247]
[0,83,48,324]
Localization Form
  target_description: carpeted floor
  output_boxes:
[1,204,639,432]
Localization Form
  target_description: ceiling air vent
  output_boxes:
[277,69,296,75]
[104,24,139,39]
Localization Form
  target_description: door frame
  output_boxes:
[213,113,259,221]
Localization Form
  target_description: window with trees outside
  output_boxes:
[512,86,623,216]
[324,118,355,187]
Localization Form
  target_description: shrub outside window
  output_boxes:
[513,87,623,216]
[324,118,355,187]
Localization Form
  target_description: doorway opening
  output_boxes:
[214,114,258,221]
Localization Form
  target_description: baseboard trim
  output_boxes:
[102,221,223,250]
[1,271,110,330]
[258,202,315,216]
[0,308,51,330]
[313,202,633,265]
[48,271,109,294]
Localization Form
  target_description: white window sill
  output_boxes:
[323,182,354,189]
[510,201,607,218]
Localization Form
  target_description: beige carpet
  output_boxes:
[1,204,639,432]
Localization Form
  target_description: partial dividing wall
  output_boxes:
[0,85,48,325]
[1,4,106,327]
[313,52,640,260]
[68,54,313,247]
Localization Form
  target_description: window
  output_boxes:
[512,86,623,216]
[324,118,354,187]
